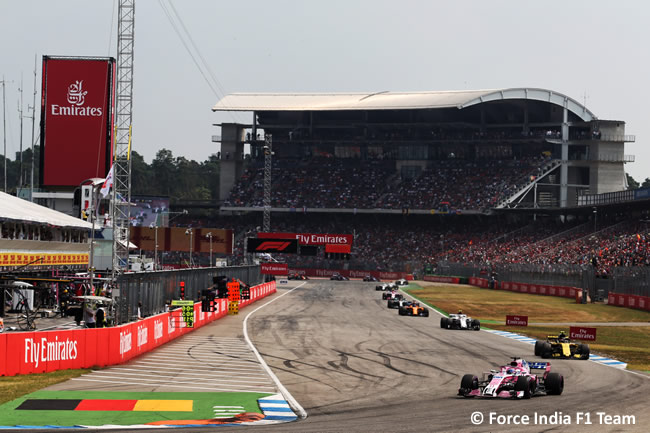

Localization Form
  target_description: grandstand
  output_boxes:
[213,88,635,213]
[204,88,650,299]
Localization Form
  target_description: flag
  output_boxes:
[100,164,114,198]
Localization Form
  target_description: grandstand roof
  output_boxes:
[213,88,596,121]
[0,191,92,229]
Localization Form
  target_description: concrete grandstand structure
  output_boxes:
[213,88,635,212]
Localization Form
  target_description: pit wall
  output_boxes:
[0,281,276,377]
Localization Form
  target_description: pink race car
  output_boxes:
[458,358,564,399]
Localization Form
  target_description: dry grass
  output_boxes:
[488,324,650,371]
[0,369,90,405]
[407,282,650,371]
[410,282,650,323]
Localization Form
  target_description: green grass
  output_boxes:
[406,282,650,371]
[0,390,272,427]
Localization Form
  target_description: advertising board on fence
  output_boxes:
[0,281,277,377]
[570,326,597,341]
[506,315,528,326]
[261,262,288,275]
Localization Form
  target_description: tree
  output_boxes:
[626,173,639,189]
[643,178,650,188]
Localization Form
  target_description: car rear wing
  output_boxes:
[529,362,550,370]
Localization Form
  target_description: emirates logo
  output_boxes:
[66,80,88,106]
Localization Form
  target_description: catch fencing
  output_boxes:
[113,265,261,325]
[435,261,650,299]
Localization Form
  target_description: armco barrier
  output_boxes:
[469,277,580,299]
[424,275,460,284]
[607,292,650,312]
[0,281,276,377]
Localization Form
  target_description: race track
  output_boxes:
[33,280,649,432]
[238,280,649,433]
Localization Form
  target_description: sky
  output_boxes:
[1,0,649,181]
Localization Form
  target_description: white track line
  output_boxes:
[70,378,275,392]
[106,366,269,378]
[87,370,273,384]
[243,282,308,419]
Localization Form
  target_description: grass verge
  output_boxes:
[0,369,91,405]
[407,282,650,371]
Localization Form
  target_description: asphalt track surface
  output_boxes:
[31,280,650,432]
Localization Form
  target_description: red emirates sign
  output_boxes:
[261,263,288,275]
[41,56,115,187]
[570,326,597,341]
[505,315,528,326]
[258,232,354,246]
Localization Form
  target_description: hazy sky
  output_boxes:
[1,0,648,181]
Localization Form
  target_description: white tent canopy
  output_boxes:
[0,191,92,229]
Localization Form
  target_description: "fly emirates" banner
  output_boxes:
[257,232,353,246]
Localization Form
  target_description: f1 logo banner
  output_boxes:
[247,238,298,253]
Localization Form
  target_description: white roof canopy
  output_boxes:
[0,191,92,229]
[213,88,596,121]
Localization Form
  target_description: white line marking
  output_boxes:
[74,374,273,388]
[101,366,269,378]
[243,282,308,419]
[86,370,273,384]
[70,378,276,392]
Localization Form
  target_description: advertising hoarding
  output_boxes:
[40,56,115,187]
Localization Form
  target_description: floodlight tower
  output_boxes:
[112,0,135,282]
[263,134,272,232]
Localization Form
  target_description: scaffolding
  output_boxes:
[111,0,135,294]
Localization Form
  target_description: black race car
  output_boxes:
[288,273,309,280]
[363,275,379,282]
[330,273,349,281]
[388,298,411,309]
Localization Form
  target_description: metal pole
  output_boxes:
[207,233,213,267]
[18,75,24,188]
[2,76,7,192]
[30,56,37,202]
[154,225,158,270]
[263,134,272,232]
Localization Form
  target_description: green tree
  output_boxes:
[151,148,176,196]
[643,178,650,188]
[626,173,639,189]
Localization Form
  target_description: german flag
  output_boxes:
[16,399,193,412]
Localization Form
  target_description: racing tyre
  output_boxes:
[459,374,479,396]
[514,376,535,399]
[398,308,406,316]
[545,372,564,395]
[421,308,429,317]
[534,340,544,356]
[472,319,480,330]
[578,343,590,360]
[440,317,449,328]
[541,342,553,359]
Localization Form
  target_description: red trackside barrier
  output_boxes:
[0,281,276,377]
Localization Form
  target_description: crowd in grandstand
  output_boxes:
[159,213,650,278]
[224,155,553,211]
